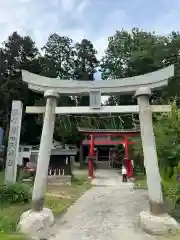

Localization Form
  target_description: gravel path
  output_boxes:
[49,169,156,240]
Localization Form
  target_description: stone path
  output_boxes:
[49,169,156,240]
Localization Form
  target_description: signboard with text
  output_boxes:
[5,101,23,184]
[89,91,101,109]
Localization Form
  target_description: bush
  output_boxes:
[20,171,35,180]
[162,181,180,221]
[0,216,17,233]
[0,203,30,233]
[162,181,180,203]
[0,183,31,204]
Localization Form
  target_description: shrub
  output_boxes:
[0,216,17,233]
[162,180,180,221]
[20,171,35,180]
[0,183,31,204]
[162,181,180,201]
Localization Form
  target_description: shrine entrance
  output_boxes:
[6,66,180,235]
[19,65,174,220]
[79,128,139,177]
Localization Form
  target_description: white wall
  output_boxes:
[18,145,32,165]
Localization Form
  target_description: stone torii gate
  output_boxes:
[17,65,179,236]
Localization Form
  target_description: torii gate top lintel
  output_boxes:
[21,65,174,95]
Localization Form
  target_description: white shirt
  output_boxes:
[122,167,127,175]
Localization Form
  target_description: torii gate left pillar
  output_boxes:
[19,89,58,235]
[32,90,59,211]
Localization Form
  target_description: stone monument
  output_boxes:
[5,101,23,184]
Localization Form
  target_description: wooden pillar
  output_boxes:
[88,134,94,178]
[127,158,133,178]
[123,137,129,176]
[124,137,129,159]
[107,134,111,144]
[90,134,94,156]
[123,137,134,178]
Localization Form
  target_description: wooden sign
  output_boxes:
[89,91,101,109]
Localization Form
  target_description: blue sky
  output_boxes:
[0,0,180,61]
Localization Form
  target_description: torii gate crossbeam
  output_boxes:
[25,105,171,114]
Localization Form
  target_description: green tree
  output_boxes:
[34,96,78,145]
[0,32,42,143]
[154,102,180,180]
[42,33,76,79]
[74,39,99,106]
[36,33,78,144]
[101,28,180,105]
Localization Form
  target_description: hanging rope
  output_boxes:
[57,113,141,131]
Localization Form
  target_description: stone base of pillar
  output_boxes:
[18,208,54,238]
[139,211,180,235]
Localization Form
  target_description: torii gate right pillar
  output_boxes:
[135,87,179,235]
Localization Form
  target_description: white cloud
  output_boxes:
[61,0,76,12]
[1,0,179,104]
[0,0,180,61]
[152,9,180,35]
[75,0,90,17]
[6,0,90,45]
[94,38,108,60]
[92,9,131,59]
[62,28,86,42]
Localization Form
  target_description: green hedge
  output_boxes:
[0,183,31,204]
[135,176,180,221]
[162,181,180,221]
[162,181,180,204]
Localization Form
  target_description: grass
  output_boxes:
[1,170,179,240]
[0,170,90,239]
[134,174,180,239]
[45,174,90,216]
[157,230,180,240]
[0,232,26,240]
[0,170,5,184]
[133,174,147,190]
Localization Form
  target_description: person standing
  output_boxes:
[122,165,127,182]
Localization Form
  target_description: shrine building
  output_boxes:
[78,128,140,177]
